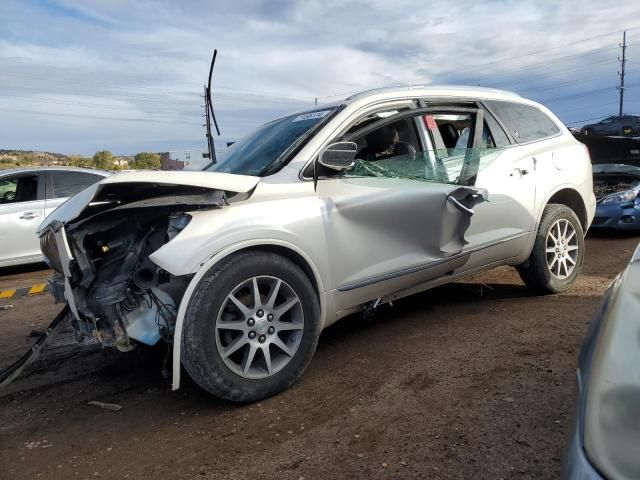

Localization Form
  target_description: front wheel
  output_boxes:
[182,251,321,402]
[517,204,585,294]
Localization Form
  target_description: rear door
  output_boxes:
[447,103,538,266]
[44,170,105,216]
[0,171,46,266]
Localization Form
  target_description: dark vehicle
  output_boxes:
[563,244,640,479]
[574,134,640,230]
[580,115,640,137]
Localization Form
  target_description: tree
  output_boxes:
[68,154,91,168]
[130,152,161,170]
[92,150,115,170]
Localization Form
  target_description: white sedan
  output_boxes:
[0,167,108,267]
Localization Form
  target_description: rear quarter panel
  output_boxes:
[509,133,595,265]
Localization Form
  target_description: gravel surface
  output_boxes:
[0,233,637,480]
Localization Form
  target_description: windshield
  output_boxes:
[205,107,338,176]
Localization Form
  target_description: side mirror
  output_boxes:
[318,142,358,171]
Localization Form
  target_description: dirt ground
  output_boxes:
[0,232,638,480]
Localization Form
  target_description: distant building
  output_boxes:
[159,149,209,171]
[113,157,130,168]
[160,152,183,170]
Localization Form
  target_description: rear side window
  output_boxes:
[48,171,102,199]
[483,110,510,147]
[485,101,560,143]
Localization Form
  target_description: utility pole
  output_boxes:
[618,30,627,116]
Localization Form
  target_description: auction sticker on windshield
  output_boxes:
[292,110,332,122]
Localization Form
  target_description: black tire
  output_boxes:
[182,251,321,402]
[517,204,585,294]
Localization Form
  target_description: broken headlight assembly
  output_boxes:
[39,228,63,273]
[167,212,192,240]
[600,188,640,205]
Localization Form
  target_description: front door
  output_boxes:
[0,171,45,267]
[315,107,490,311]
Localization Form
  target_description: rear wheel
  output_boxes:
[517,204,584,294]
[182,251,321,402]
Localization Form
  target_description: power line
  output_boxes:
[555,98,640,115]
[564,115,609,125]
[319,47,621,100]
[1,57,316,101]
[457,28,640,73]
[0,72,313,103]
[406,41,624,86]
[466,46,621,85]
[518,70,639,94]
[0,81,313,109]
[319,28,640,99]
[0,108,203,126]
[539,83,638,104]
[0,94,200,117]
[489,58,618,89]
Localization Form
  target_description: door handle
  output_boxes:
[447,195,475,216]
[19,212,40,220]
[510,167,530,177]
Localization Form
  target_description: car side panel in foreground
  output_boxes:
[564,244,640,479]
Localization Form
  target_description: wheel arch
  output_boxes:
[515,186,589,267]
[545,187,588,232]
[170,239,326,391]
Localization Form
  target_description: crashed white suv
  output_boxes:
[39,86,595,402]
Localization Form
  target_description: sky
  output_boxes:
[0,0,639,155]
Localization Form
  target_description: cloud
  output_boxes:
[0,0,638,154]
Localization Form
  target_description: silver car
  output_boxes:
[564,243,640,480]
[0,167,108,267]
[39,86,596,402]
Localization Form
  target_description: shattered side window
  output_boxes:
[344,113,504,185]
[347,148,504,185]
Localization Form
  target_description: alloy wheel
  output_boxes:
[215,275,304,379]
[545,218,579,280]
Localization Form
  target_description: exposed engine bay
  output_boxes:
[593,174,639,199]
[40,182,240,352]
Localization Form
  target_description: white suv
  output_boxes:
[39,85,596,402]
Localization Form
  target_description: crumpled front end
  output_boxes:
[39,171,259,351]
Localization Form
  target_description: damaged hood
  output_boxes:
[592,163,640,179]
[38,170,260,232]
